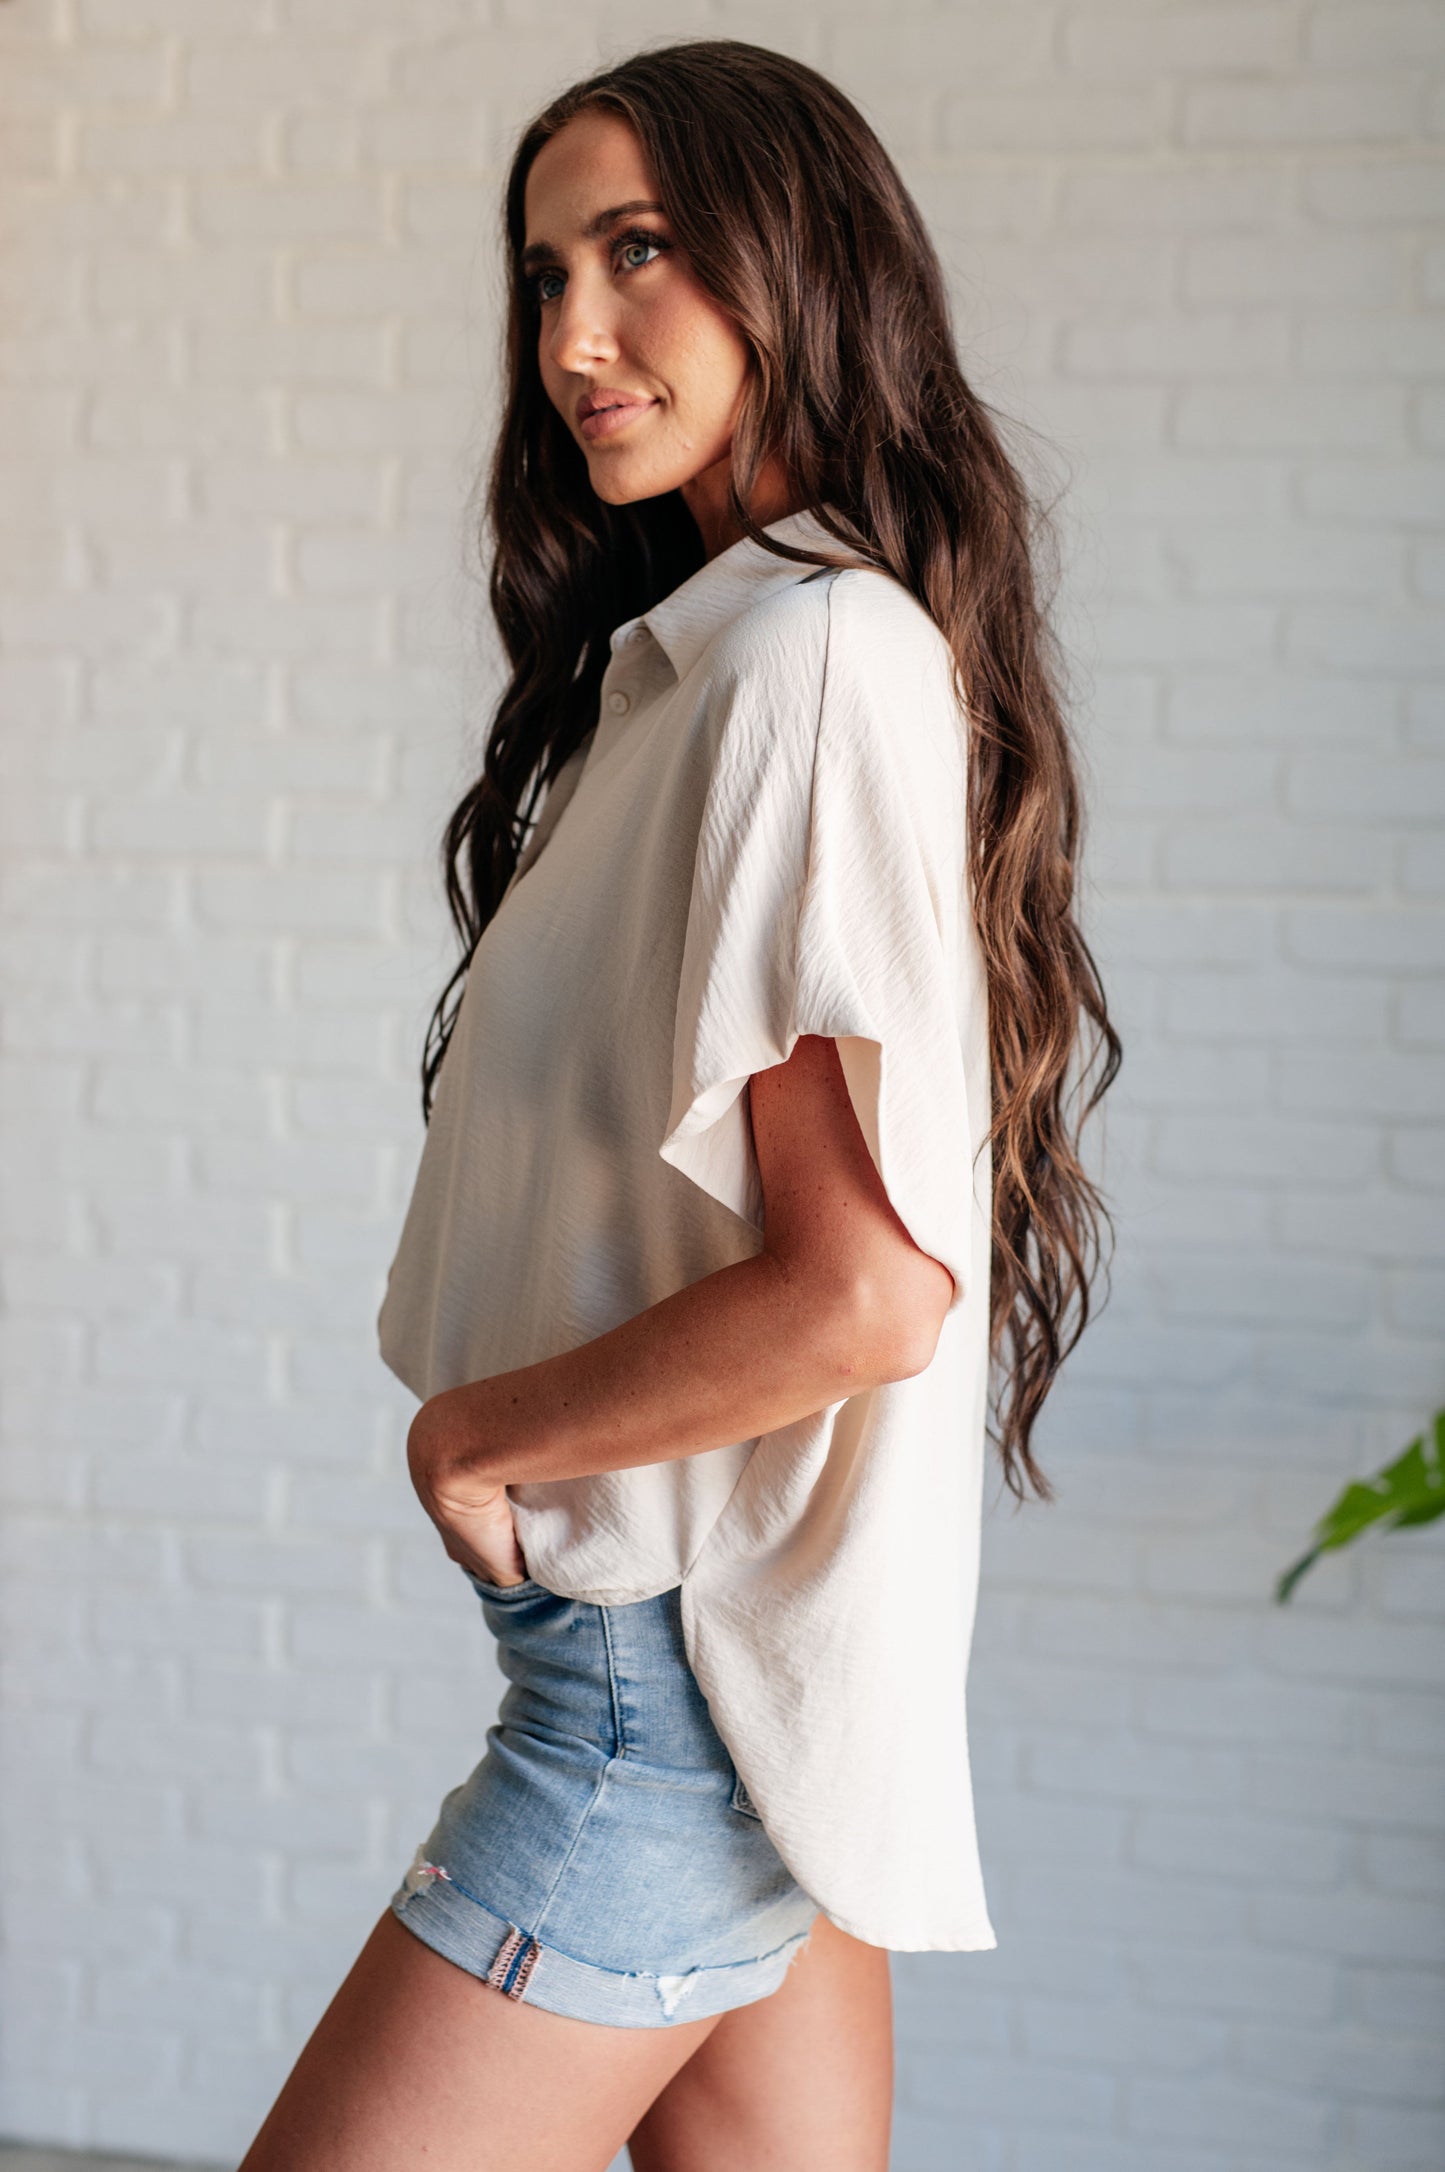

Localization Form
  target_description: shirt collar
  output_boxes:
[620,506,860,684]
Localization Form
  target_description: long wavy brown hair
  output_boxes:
[422,38,1121,1504]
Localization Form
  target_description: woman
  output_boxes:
[241,38,1118,2172]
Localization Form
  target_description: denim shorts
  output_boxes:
[389,1572,820,2029]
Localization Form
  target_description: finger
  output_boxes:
[443,1528,528,1586]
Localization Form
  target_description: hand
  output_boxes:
[406,1391,530,1588]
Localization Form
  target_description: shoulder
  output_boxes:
[823,567,959,711]
[720,562,954,688]
[706,560,954,695]
[689,561,965,800]
[702,563,836,695]
[684,571,836,799]
[797,570,969,826]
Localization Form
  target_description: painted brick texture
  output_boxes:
[1,3,1441,2168]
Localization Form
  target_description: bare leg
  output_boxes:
[626,1914,893,2172]
[238,1911,724,2172]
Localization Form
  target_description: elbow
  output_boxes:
[879,1263,955,1381]
[827,1250,956,1389]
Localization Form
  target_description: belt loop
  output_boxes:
[487,1924,543,2001]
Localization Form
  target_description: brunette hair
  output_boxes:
[422,38,1120,1504]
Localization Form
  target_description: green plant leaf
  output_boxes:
[1274,1410,1445,1604]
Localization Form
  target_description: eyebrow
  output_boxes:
[520,200,668,274]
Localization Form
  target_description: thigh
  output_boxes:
[626,1914,894,2172]
[238,1911,723,2172]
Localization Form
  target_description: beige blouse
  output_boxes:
[378,508,997,1951]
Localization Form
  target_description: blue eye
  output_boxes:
[522,228,671,307]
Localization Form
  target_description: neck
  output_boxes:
[680,452,803,562]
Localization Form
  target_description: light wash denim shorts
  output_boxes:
[389,1572,820,2029]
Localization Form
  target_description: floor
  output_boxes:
[0,2153,220,2171]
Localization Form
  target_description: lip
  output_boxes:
[576,389,658,442]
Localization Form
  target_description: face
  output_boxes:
[521,110,754,520]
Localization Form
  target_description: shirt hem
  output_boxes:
[818,1902,1000,1954]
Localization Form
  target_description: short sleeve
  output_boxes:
[658,570,978,1305]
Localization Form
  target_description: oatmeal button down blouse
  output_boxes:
[378,507,997,1953]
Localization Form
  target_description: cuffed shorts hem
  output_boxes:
[389,1851,818,2029]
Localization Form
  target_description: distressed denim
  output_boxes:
[390,1575,819,2028]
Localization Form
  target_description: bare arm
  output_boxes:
[407,1034,955,1582]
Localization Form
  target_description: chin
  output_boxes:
[586,461,676,507]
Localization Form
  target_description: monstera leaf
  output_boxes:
[1275,1410,1445,1603]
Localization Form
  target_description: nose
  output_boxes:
[547,270,620,379]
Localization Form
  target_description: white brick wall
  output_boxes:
[1,4,1441,2168]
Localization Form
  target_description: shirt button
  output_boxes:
[606,689,630,715]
